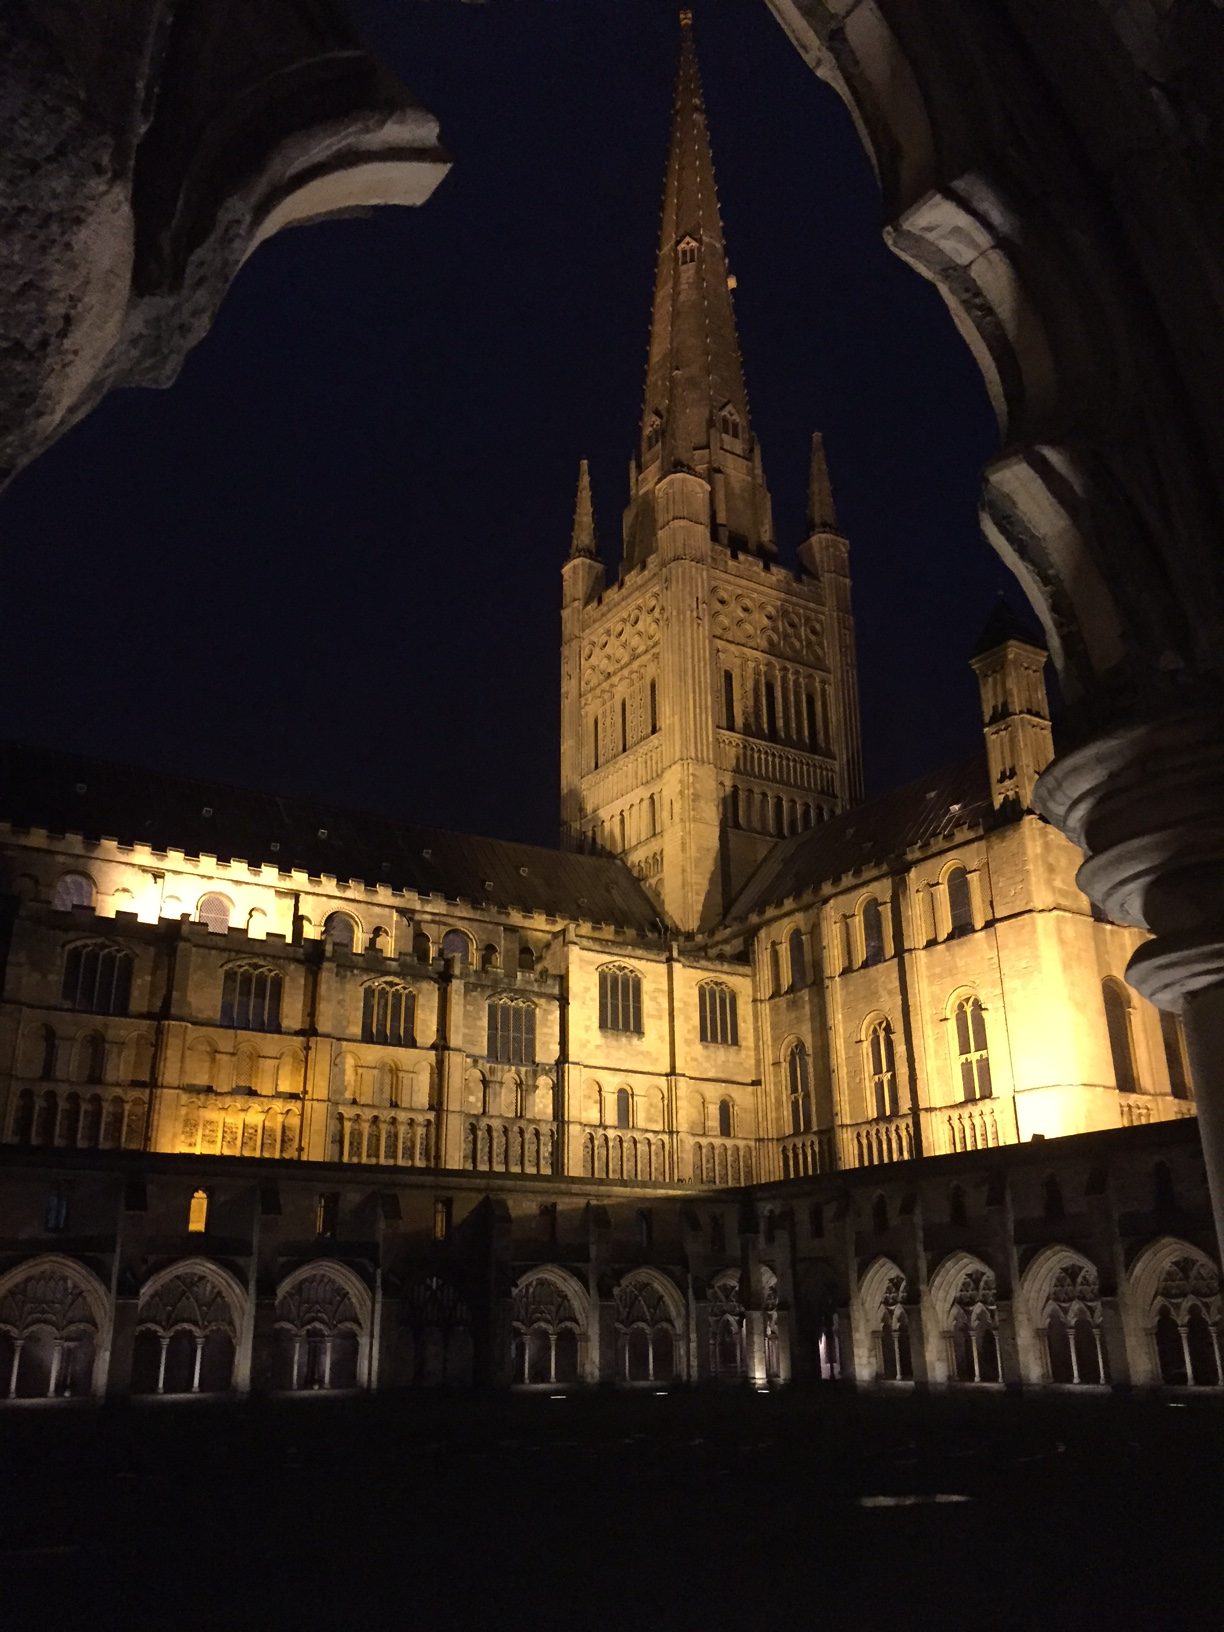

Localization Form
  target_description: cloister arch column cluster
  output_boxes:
[765,1,1224,1244]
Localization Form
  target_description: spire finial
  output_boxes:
[679,7,693,25]
[570,459,596,557]
[806,431,839,534]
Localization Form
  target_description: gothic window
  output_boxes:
[1041,1262,1105,1385]
[868,1019,899,1119]
[648,794,657,836]
[787,1041,813,1134]
[598,965,643,1034]
[512,1274,584,1386]
[61,942,132,1016]
[487,997,537,1065]
[187,1189,208,1233]
[868,1269,912,1381]
[769,942,783,995]
[1161,1011,1192,1099]
[196,893,231,934]
[615,1087,632,1129]
[615,1274,679,1383]
[131,1267,237,1396]
[645,415,662,451]
[698,981,739,1046]
[860,898,885,967]
[1148,1252,1222,1387]
[764,680,778,741]
[677,237,697,267]
[362,982,415,1047]
[1103,979,1139,1094]
[953,996,992,1101]
[52,873,95,913]
[593,716,600,768]
[315,1192,339,1237]
[220,964,282,1032]
[945,866,973,936]
[723,669,735,730]
[649,679,658,733]
[441,930,472,969]
[947,1267,999,1383]
[719,406,740,440]
[273,1269,365,1392]
[324,912,358,951]
[0,1260,101,1400]
[717,1098,733,1139]
[804,691,818,748]
[620,697,628,753]
[788,927,807,990]
[708,1273,746,1380]
[433,1199,452,1242]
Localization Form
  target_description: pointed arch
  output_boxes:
[0,1253,111,1400]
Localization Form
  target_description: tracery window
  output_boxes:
[0,1261,101,1400]
[487,997,536,1065]
[947,1267,999,1384]
[953,996,992,1101]
[861,898,885,966]
[720,408,740,439]
[615,1276,679,1383]
[868,1019,899,1119]
[645,416,662,451]
[708,1274,746,1380]
[698,981,739,1046]
[678,237,697,267]
[598,965,642,1034]
[362,982,415,1047]
[787,1041,813,1134]
[1042,1262,1105,1385]
[196,893,231,934]
[512,1274,583,1386]
[945,866,973,936]
[1151,1254,1222,1387]
[1103,978,1139,1094]
[220,964,282,1032]
[273,1271,364,1391]
[131,1268,237,1396]
[61,941,132,1016]
[877,1272,912,1381]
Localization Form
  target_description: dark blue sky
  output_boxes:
[2,0,1004,846]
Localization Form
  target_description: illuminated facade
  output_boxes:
[0,17,1212,1399]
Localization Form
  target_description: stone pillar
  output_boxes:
[1034,703,1224,1259]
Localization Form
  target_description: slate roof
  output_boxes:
[0,741,666,934]
[728,754,994,920]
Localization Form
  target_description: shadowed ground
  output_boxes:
[4,1387,1222,1629]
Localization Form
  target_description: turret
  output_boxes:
[969,600,1055,811]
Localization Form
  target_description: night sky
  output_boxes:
[2,0,1006,848]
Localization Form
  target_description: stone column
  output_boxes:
[1034,703,1224,1258]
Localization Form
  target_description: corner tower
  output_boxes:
[560,13,863,932]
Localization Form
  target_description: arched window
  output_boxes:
[0,1259,104,1400]
[441,930,471,969]
[867,1019,899,1119]
[1143,1249,1222,1387]
[481,944,500,971]
[769,943,783,995]
[615,1087,632,1129]
[615,1274,680,1384]
[187,1190,209,1233]
[220,964,282,1032]
[487,998,537,1065]
[723,669,736,730]
[698,981,739,1046]
[649,680,658,734]
[1103,979,1139,1094]
[953,995,992,1101]
[788,927,807,990]
[274,1269,365,1392]
[787,1042,813,1134]
[945,866,973,936]
[323,912,358,951]
[946,1266,999,1384]
[861,899,885,967]
[131,1266,237,1396]
[362,982,414,1047]
[677,237,697,267]
[196,894,231,934]
[61,942,132,1016]
[512,1273,584,1387]
[412,931,432,963]
[518,944,536,973]
[717,1098,733,1139]
[52,873,95,913]
[720,407,740,440]
[645,416,662,452]
[598,965,642,1034]
[1160,1011,1192,1099]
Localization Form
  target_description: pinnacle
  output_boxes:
[570,458,597,557]
[806,431,839,534]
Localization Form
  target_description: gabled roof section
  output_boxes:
[728,755,994,920]
[0,741,666,933]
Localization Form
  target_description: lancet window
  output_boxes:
[0,1260,101,1400]
[953,996,992,1101]
[598,965,642,1034]
[511,1274,583,1386]
[61,942,132,1016]
[787,1041,813,1134]
[362,982,415,1047]
[698,981,739,1046]
[130,1268,238,1396]
[614,1275,679,1383]
[487,997,537,1065]
[220,964,282,1032]
[1103,979,1139,1095]
[868,1019,899,1119]
[273,1270,364,1391]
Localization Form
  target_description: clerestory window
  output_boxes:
[599,965,643,1034]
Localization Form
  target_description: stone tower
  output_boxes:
[969,601,1055,811]
[559,13,863,931]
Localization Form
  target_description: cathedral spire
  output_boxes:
[806,431,839,534]
[570,458,596,557]
[624,12,773,565]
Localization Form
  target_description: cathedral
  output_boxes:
[0,16,1216,1403]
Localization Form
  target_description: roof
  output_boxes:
[728,754,994,920]
[0,741,666,934]
[970,597,1046,658]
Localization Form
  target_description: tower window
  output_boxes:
[433,1198,452,1242]
[52,873,96,913]
[441,930,471,969]
[196,893,231,934]
[620,697,628,753]
[788,928,807,991]
[646,415,662,451]
[487,997,537,1065]
[723,669,735,731]
[787,1042,813,1134]
[861,899,885,967]
[804,691,818,747]
[678,237,698,266]
[764,681,778,741]
[717,1098,733,1139]
[615,1087,632,1129]
[698,981,739,1047]
[362,982,415,1047]
[946,867,974,936]
[719,405,740,439]
[1161,1010,1192,1100]
[593,716,600,768]
[868,1019,899,1119]
[598,965,643,1034]
[953,996,992,1101]
[62,942,132,1016]
[1103,979,1139,1094]
[315,1191,339,1238]
[220,964,282,1032]
[649,680,658,734]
